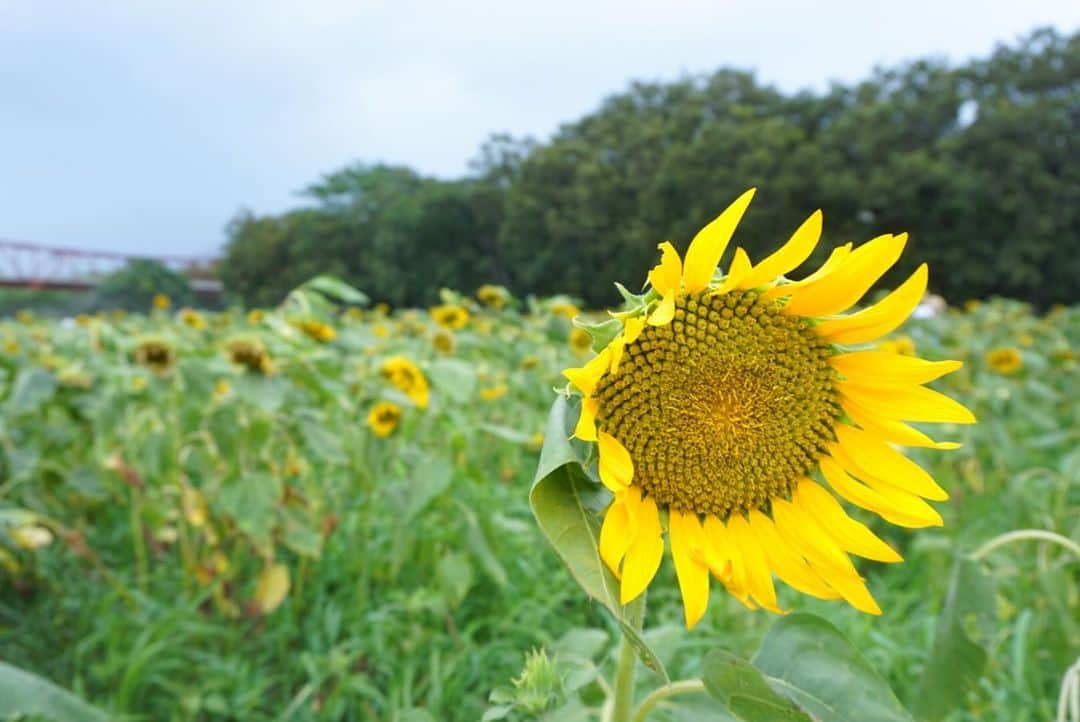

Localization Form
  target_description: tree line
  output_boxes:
[220,27,1080,309]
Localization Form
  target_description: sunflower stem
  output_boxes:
[630,680,707,722]
[971,529,1080,562]
[611,592,646,722]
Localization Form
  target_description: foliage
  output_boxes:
[0,285,1076,719]
[93,259,194,311]
[220,27,1080,308]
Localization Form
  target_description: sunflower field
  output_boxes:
[0,264,1078,721]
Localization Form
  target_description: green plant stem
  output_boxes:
[971,529,1080,562]
[611,593,646,722]
[130,487,148,593]
[630,680,707,722]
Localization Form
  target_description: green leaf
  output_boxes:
[437,551,474,608]
[4,368,57,414]
[530,397,667,681]
[572,316,622,352]
[301,275,370,305]
[427,359,477,403]
[216,472,282,546]
[751,614,914,722]
[402,454,454,522]
[702,650,812,722]
[913,556,996,721]
[0,660,108,721]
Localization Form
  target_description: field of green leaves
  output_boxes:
[0,279,1077,721]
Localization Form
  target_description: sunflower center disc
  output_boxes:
[595,290,840,518]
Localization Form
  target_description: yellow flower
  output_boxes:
[9,524,53,550]
[298,320,337,342]
[985,347,1023,374]
[569,328,592,355]
[3,340,19,354]
[562,189,973,629]
[550,302,580,319]
[134,337,177,374]
[432,329,456,354]
[153,293,172,310]
[525,432,545,452]
[476,284,511,309]
[1017,333,1034,348]
[521,355,540,371]
[227,338,275,375]
[430,304,470,330]
[367,401,403,437]
[131,375,148,391]
[247,309,265,324]
[345,307,364,321]
[480,384,508,401]
[375,302,391,316]
[180,308,207,330]
[373,323,390,338]
[214,380,231,400]
[380,356,430,408]
[15,310,33,324]
[877,335,916,356]
[963,299,981,312]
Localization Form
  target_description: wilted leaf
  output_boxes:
[253,563,290,614]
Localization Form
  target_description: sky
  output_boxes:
[1,1,1078,257]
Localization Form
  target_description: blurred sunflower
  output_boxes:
[134,336,177,375]
[430,304,470,330]
[432,329,456,354]
[877,335,916,356]
[227,338,275,375]
[569,328,593,355]
[179,308,207,330]
[247,309,265,324]
[549,301,580,320]
[380,356,430,408]
[477,284,511,309]
[297,320,337,342]
[367,401,402,437]
[153,293,172,310]
[985,347,1023,374]
[480,384,508,401]
[562,189,974,628]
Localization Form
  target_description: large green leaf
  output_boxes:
[302,275,370,305]
[751,614,914,722]
[913,556,996,721]
[702,650,812,722]
[530,396,667,681]
[4,368,57,414]
[0,660,108,721]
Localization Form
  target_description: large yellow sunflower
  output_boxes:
[562,189,974,629]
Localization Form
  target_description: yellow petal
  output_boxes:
[748,510,839,600]
[815,264,928,344]
[820,455,943,528]
[562,347,611,396]
[832,424,948,501]
[648,290,676,326]
[839,381,975,425]
[842,396,961,450]
[600,491,635,576]
[771,498,859,577]
[806,559,882,615]
[623,316,646,344]
[727,514,782,612]
[781,233,907,317]
[669,509,711,629]
[682,188,756,293]
[598,432,634,492]
[793,480,902,563]
[831,352,963,387]
[609,336,626,374]
[712,247,753,295]
[648,241,683,297]
[702,515,754,609]
[619,494,663,604]
[573,397,599,442]
[738,209,822,290]
[761,242,853,302]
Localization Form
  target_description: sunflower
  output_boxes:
[134,337,177,375]
[297,320,337,342]
[432,329,456,354]
[430,304,470,330]
[562,189,974,628]
[367,401,403,437]
[985,347,1023,374]
[153,293,172,310]
[180,308,206,330]
[477,284,511,309]
[227,338,275,375]
[380,356,430,408]
[569,328,593,355]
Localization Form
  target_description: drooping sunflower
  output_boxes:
[562,189,975,628]
[380,356,430,408]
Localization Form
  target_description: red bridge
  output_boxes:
[0,239,222,295]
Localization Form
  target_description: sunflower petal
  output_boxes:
[563,347,611,396]
[712,248,753,295]
[815,264,927,344]
[669,509,711,629]
[599,491,635,576]
[781,233,907,317]
[597,432,634,492]
[842,396,961,450]
[832,425,948,501]
[702,515,754,609]
[748,510,838,599]
[820,455,943,528]
[619,494,663,604]
[739,209,822,290]
[682,188,756,293]
[806,560,882,615]
[831,352,963,387]
[648,241,682,297]
[771,498,859,576]
[727,514,782,612]
[793,480,902,563]
[839,381,976,425]
[573,397,599,441]
[649,290,676,326]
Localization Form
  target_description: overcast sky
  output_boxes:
[1,1,1078,257]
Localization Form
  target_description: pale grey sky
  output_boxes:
[1,1,1078,257]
